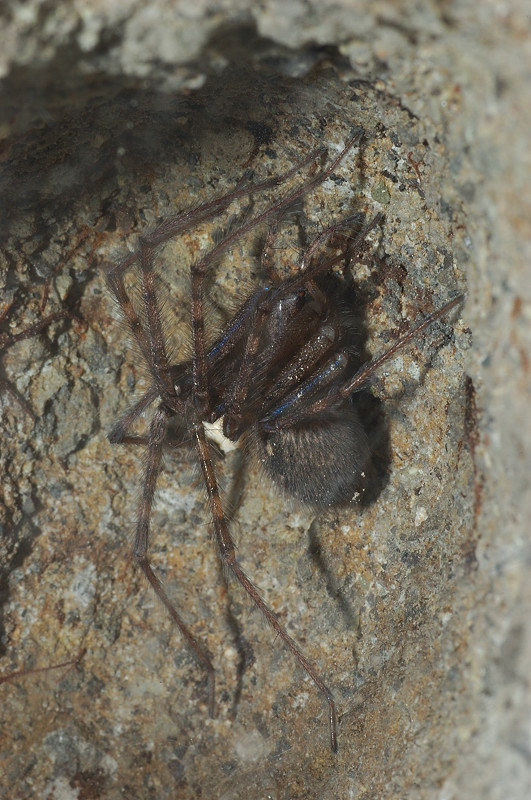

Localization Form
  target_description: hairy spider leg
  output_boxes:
[107,385,160,444]
[259,214,283,282]
[111,198,220,708]
[107,161,222,693]
[265,294,464,431]
[297,211,369,274]
[339,294,463,397]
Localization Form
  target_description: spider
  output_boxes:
[106,131,461,752]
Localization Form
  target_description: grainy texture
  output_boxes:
[0,2,529,799]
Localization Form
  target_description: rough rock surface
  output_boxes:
[1,2,529,799]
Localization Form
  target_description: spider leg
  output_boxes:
[108,386,160,443]
[261,349,350,432]
[105,258,154,370]
[205,287,269,380]
[190,415,338,751]
[297,213,365,274]
[331,294,464,409]
[138,234,175,394]
[112,434,193,449]
[107,223,181,394]
[133,403,216,716]
[261,295,463,431]
[254,325,342,423]
[298,213,384,287]
[259,215,284,283]
[110,197,225,709]
[106,140,330,331]
[263,294,464,429]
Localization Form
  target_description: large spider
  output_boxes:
[106,131,461,751]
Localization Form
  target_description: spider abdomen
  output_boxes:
[256,405,370,507]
